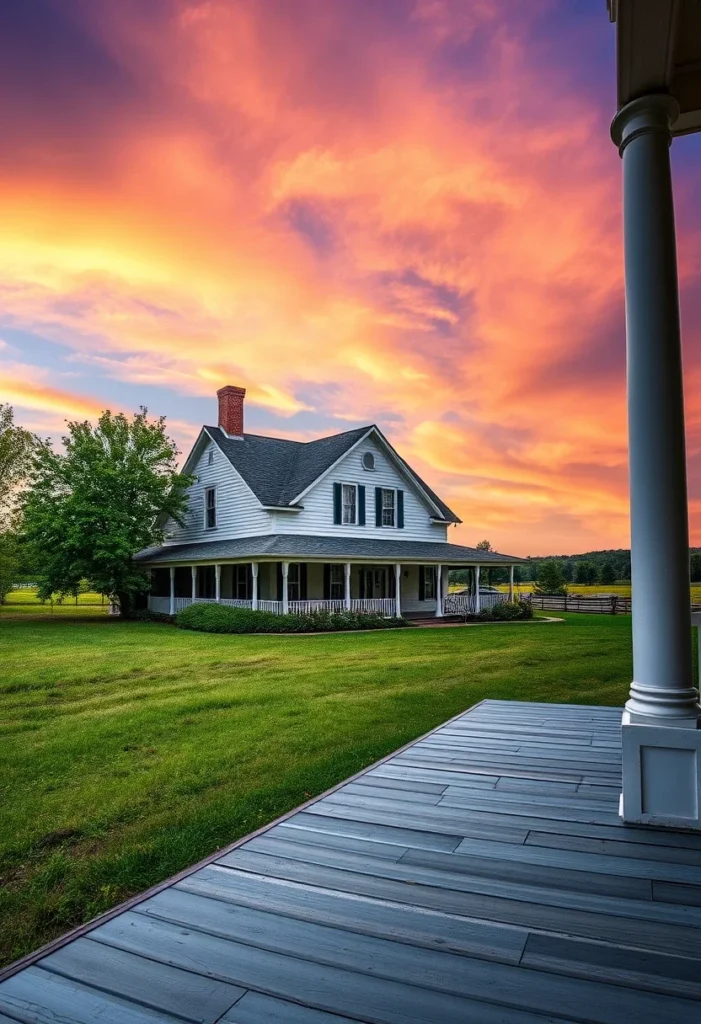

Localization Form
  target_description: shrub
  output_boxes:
[129,608,174,624]
[176,602,412,634]
[474,600,533,622]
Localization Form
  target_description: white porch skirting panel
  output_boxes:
[147,596,171,615]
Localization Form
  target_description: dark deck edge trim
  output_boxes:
[0,700,490,983]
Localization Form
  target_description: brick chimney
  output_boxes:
[217,385,246,436]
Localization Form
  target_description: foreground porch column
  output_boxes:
[215,564,221,603]
[191,566,197,603]
[281,561,289,614]
[251,562,259,610]
[344,562,351,611]
[474,565,481,614]
[394,564,401,618]
[169,566,175,616]
[508,565,514,602]
[612,94,701,828]
[435,565,443,617]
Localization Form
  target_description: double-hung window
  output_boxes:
[342,484,357,524]
[424,566,436,600]
[329,565,344,600]
[205,487,216,529]
[288,563,301,601]
[234,565,249,600]
[381,488,395,527]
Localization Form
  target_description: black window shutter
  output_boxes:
[397,489,404,529]
[419,565,426,601]
[389,566,396,598]
[358,485,366,526]
[246,564,253,600]
[359,568,365,599]
[333,482,342,524]
[300,563,308,601]
[276,562,283,602]
[375,487,382,527]
[323,564,331,600]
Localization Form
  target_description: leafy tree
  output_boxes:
[512,565,523,584]
[599,561,617,586]
[534,560,568,595]
[476,539,492,586]
[0,405,37,602]
[22,409,194,616]
[0,404,36,523]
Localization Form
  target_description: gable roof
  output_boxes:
[203,424,461,523]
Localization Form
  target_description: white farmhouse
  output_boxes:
[136,386,522,618]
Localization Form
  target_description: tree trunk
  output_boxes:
[116,591,132,618]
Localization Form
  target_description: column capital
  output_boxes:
[611,94,679,155]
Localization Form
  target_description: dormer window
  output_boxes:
[205,487,216,529]
[362,451,375,471]
[342,484,357,524]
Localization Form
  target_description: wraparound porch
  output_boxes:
[147,560,515,618]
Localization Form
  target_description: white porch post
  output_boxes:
[282,561,289,614]
[508,565,515,603]
[394,564,401,618]
[169,566,175,616]
[344,562,351,611]
[251,562,259,610]
[612,95,701,828]
[474,565,481,614]
[215,564,221,603]
[191,565,197,602]
[435,565,443,618]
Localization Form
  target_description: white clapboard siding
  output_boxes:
[270,435,449,543]
[163,440,272,545]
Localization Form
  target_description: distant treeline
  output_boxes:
[518,548,701,584]
[453,548,701,588]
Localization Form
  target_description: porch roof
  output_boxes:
[134,533,524,566]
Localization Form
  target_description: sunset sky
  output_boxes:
[2,0,701,556]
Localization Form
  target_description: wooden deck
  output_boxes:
[2,700,701,1024]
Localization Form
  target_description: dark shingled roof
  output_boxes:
[203,424,460,522]
[135,534,524,565]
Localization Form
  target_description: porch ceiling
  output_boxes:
[135,533,524,566]
[610,0,701,136]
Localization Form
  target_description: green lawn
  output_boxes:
[0,613,633,968]
[2,588,108,616]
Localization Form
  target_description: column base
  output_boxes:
[620,712,701,829]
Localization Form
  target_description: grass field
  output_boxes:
[1,589,108,616]
[0,613,636,968]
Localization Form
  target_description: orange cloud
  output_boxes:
[1,1,700,553]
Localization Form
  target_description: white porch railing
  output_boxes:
[152,594,400,617]
[443,592,507,615]
[443,593,476,615]
[351,598,397,616]
[288,599,346,615]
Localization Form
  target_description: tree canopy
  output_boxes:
[22,409,193,614]
[534,559,568,595]
[0,405,37,601]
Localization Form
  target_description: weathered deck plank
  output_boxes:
[2,699,701,1023]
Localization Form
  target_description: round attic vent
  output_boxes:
[362,451,375,470]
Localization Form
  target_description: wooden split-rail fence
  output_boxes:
[524,593,632,615]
